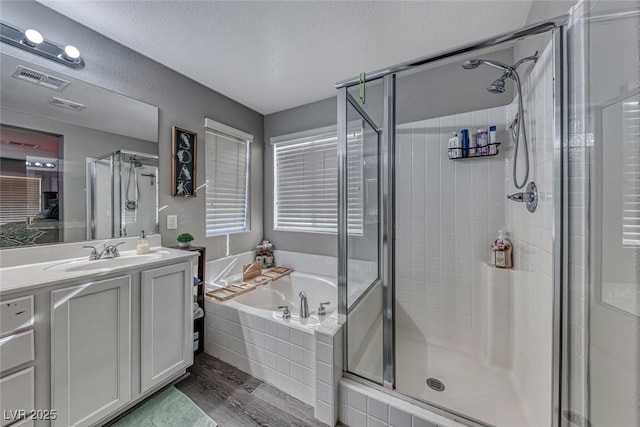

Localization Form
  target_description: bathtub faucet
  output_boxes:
[299,291,309,318]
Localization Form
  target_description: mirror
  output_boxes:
[0,53,159,248]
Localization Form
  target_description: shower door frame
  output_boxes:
[337,88,387,384]
[337,14,570,427]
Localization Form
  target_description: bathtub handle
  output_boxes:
[318,301,330,316]
[278,305,291,319]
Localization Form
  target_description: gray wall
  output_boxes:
[0,1,264,260]
[264,50,514,257]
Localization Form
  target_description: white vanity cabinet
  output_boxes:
[50,276,132,427]
[45,258,195,427]
[0,247,197,427]
[140,261,192,393]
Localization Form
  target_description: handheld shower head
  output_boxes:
[461,58,512,73]
[462,59,482,69]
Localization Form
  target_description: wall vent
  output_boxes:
[50,97,85,111]
[12,66,70,91]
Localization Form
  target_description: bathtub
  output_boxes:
[211,271,337,329]
[203,270,341,407]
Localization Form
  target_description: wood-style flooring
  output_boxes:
[176,353,338,427]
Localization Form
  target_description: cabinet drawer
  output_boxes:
[0,330,34,374]
[0,296,33,337]
[0,367,34,427]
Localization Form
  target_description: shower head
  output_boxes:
[487,78,507,94]
[462,58,512,73]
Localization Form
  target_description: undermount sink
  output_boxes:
[44,250,169,273]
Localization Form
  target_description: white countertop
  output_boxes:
[0,247,198,296]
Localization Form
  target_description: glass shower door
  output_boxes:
[338,88,384,384]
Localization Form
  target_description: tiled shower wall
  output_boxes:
[505,40,555,426]
[395,106,508,353]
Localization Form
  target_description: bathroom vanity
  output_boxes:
[0,241,198,427]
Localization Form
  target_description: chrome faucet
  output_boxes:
[83,241,126,260]
[299,291,309,319]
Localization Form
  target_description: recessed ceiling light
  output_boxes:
[25,161,32,166]
[23,29,43,46]
[34,162,43,167]
[45,162,55,168]
[63,45,80,61]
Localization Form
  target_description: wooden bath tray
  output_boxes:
[206,266,295,301]
[206,281,256,301]
[262,267,294,281]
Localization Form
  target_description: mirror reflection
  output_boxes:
[0,53,159,248]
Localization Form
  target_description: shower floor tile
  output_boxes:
[396,330,531,427]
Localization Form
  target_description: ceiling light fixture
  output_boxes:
[0,22,85,69]
[23,29,43,46]
[45,162,56,168]
[33,162,43,167]
[62,45,80,62]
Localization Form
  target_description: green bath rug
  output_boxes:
[112,386,217,427]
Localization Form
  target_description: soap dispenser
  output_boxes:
[137,230,150,255]
[491,230,512,268]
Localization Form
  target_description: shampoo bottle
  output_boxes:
[448,132,460,148]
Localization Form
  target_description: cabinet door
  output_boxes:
[141,261,192,393]
[51,276,131,427]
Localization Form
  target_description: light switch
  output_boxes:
[167,215,177,230]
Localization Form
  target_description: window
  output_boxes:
[0,175,41,224]
[273,125,363,234]
[204,119,251,236]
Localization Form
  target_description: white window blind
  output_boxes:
[0,175,41,224]
[273,127,363,234]
[205,125,251,237]
[622,96,640,246]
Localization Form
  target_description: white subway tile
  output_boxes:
[276,355,289,375]
[367,396,389,422]
[290,361,305,383]
[290,344,305,365]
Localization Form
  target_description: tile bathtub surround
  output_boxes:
[338,378,467,427]
[314,318,343,426]
[203,300,317,406]
[205,251,255,283]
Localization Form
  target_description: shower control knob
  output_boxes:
[507,181,538,213]
[278,305,291,319]
[318,301,330,316]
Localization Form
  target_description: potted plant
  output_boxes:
[177,232,194,248]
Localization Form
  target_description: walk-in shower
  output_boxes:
[87,149,159,240]
[336,4,640,426]
[336,16,566,427]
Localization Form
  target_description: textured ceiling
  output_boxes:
[38,1,533,115]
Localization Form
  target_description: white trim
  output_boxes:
[204,118,253,142]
